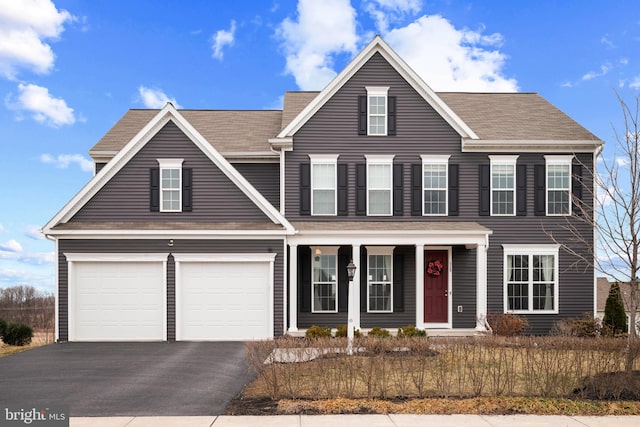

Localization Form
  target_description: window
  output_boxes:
[366,155,394,215]
[311,247,338,313]
[422,155,449,215]
[545,155,573,216]
[367,247,394,312]
[367,87,389,136]
[310,155,338,215]
[490,155,518,216]
[503,245,559,314]
[158,159,183,212]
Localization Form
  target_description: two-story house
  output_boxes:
[43,36,602,341]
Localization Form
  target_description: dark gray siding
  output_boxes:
[57,238,284,341]
[71,121,271,222]
[233,163,280,210]
[451,246,477,328]
[285,52,595,334]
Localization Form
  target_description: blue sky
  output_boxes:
[1,0,639,293]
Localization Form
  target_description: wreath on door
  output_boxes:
[426,259,444,277]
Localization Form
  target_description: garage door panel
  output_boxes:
[178,261,271,341]
[72,261,165,341]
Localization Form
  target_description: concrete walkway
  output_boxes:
[70,414,640,426]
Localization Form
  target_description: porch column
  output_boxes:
[415,244,424,327]
[475,242,488,330]
[289,243,298,332]
[352,244,361,329]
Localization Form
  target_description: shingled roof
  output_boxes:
[89,91,600,160]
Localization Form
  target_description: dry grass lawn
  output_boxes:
[0,331,54,358]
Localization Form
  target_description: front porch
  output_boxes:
[285,222,492,335]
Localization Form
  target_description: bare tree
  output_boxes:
[546,91,639,362]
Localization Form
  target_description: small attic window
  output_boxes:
[157,159,183,212]
[367,87,389,136]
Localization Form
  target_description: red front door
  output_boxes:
[424,250,448,323]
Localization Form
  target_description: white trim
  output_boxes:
[310,157,338,216]
[421,156,449,216]
[173,252,276,341]
[66,253,169,342]
[366,159,393,216]
[277,36,478,140]
[157,158,184,168]
[475,242,488,331]
[545,155,574,217]
[43,103,293,234]
[54,238,59,342]
[365,246,395,313]
[366,86,389,136]
[463,139,602,153]
[310,246,339,313]
[364,154,395,163]
[415,245,424,329]
[288,243,298,332]
[47,229,290,238]
[489,155,519,216]
[420,246,453,329]
[157,159,183,213]
[502,245,560,315]
[280,150,286,215]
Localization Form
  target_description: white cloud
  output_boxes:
[582,63,610,81]
[385,15,518,91]
[601,34,615,49]
[137,86,182,109]
[277,0,359,90]
[0,239,23,253]
[0,250,54,265]
[630,76,640,89]
[6,83,75,126]
[0,224,5,233]
[211,20,237,60]
[365,0,422,33]
[0,0,74,79]
[25,225,46,241]
[40,153,92,172]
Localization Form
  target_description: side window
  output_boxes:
[421,155,450,216]
[545,155,573,216]
[310,155,338,216]
[367,247,394,313]
[366,155,394,216]
[311,247,338,313]
[490,155,518,216]
[157,159,183,212]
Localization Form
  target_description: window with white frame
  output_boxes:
[367,247,394,312]
[367,86,389,136]
[158,158,183,212]
[311,246,338,313]
[503,245,559,314]
[545,155,573,216]
[490,155,518,216]
[366,155,393,215]
[310,155,338,215]
[422,155,449,215]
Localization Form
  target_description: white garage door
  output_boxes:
[176,255,273,341]
[67,254,166,341]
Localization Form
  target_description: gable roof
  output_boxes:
[90,109,283,160]
[43,103,293,234]
[276,35,478,140]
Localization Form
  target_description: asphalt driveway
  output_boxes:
[0,342,255,416]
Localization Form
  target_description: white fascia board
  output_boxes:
[173,253,277,263]
[277,36,478,140]
[47,229,292,239]
[64,253,170,262]
[43,105,176,233]
[43,103,294,235]
[462,139,604,153]
[288,229,492,247]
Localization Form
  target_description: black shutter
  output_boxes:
[388,96,396,136]
[393,163,403,216]
[358,95,367,135]
[479,164,490,216]
[411,164,422,216]
[572,163,583,216]
[338,248,349,312]
[534,164,546,216]
[356,163,366,215]
[182,168,192,212]
[448,164,459,216]
[393,253,404,312]
[337,163,348,216]
[516,164,526,216]
[360,247,367,312]
[300,163,311,215]
[299,247,311,312]
[150,168,160,212]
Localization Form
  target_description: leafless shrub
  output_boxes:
[486,312,529,336]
